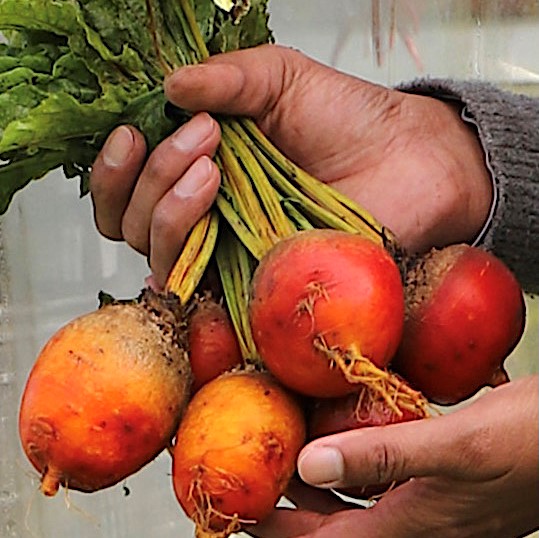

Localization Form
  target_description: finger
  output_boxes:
[121,112,220,255]
[248,505,386,538]
[244,507,330,538]
[164,44,307,120]
[297,413,465,490]
[90,125,147,240]
[244,481,361,538]
[285,478,355,515]
[148,155,220,288]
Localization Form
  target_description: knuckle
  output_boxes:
[143,153,171,179]
[367,87,404,124]
[151,202,180,237]
[370,441,405,485]
[121,216,148,255]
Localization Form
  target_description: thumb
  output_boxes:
[164,44,306,120]
[297,413,466,490]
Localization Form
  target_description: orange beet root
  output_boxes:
[249,229,405,398]
[19,289,192,496]
[172,371,305,537]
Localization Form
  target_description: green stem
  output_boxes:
[178,0,210,60]
[215,228,260,365]
[282,200,315,231]
[239,119,396,247]
[222,120,296,239]
[217,143,272,246]
[215,193,267,260]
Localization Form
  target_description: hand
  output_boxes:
[248,375,539,538]
[89,112,222,287]
[90,44,493,288]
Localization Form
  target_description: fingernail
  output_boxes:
[144,274,163,293]
[172,113,215,153]
[174,156,213,198]
[298,446,344,488]
[102,125,134,167]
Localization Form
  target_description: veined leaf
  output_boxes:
[0,90,123,153]
[0,84,47,131]
[0,0,83,36]
[0,66,49,91]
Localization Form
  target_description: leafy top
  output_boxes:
[0,0,272,214]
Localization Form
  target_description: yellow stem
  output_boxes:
[239,119,395,246]
[165,211,219,303]
[216,230,260,363]
[222,121,295,240]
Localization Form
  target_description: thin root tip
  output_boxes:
[40,468,61,497]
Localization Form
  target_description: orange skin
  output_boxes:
[249,230,405,398]
[188,299,242,392]
[172,371,306,535]
[19,298,191,495]
[394,245,525,405]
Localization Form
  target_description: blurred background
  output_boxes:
[1,1,537,537]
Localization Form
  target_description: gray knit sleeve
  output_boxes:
[396,79,539,295]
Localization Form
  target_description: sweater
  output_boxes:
[397,79,539,295]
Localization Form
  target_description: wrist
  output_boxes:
[444,99,495,244]
[417,95,494,247]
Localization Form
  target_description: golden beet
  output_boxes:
[19,289,192,496]
[172,371,306,537]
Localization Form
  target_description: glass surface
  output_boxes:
[1,2,537,537]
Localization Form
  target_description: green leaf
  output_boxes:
[121,88,182,152]
[0,0,156,85]
[0,41,60,74]
[0,66,48,92]
[208,0,272,53]
[0,84,47,131]
[0,0,273,214]
[0,90,123,153]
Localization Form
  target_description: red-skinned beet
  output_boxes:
[249,229,406,398]
[187,296,242,392]
[308,388,425,499]
[308,391,423,439]
[393,244,525,405]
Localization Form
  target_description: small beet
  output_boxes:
[187,296,242,392]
